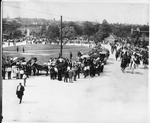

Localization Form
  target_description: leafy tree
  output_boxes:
[46,24,59,41]
[13,30,22,39]
[94,19,112,44]
[62,26,76,39]
[40,24,47,37]
[140,25,149,36]
[83,21,95,36]
[73,24,83,36]
[2,19,22,39]
[67,21,83,36]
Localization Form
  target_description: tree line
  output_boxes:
[2,18,149,47]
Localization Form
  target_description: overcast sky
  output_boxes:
[2,0,149,25]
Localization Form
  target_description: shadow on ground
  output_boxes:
[125,71,143,75]
[23,101,38,104]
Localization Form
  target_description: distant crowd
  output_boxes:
[110,42,149,73]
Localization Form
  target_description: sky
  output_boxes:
[2,0,149,25]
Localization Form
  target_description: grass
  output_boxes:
[3,44,92,64]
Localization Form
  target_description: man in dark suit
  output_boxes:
[17,47,19,52]
[23,47,25,53]
[16,83,25,104]
[70,52,73,61]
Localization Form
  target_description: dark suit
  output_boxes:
[58,68,62,81]
[16,85,25,104]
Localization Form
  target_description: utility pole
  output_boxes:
[60,15,63,57]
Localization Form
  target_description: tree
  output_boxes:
[83,21,95,36]
[62,26,76,39]
[73,23,83,36]
[67,21,83,36]
[40,25,47,37]
[94,19,112,44]
[46,24,59,42]
[2,19,22,39]
[13,30,22,39]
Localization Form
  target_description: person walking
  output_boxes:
[23,47,25,53]
[17,47,19,52]
[70,52,73,61]
[23,73,27,86]
[16,83,25,104]
[76,64,81,79]
[115,51,119,61]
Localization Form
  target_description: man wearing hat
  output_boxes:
[70,52,73,61]
[16,83,25,104]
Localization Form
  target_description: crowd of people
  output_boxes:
[3,36,49,47]
[2,44,109,85]
[3,49,107,104]
[2,40,149,105]
[110,42,149,73]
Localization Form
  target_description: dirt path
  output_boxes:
[3,44,148,123]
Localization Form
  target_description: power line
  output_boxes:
[3,4,60,18]
[3,4,84,21]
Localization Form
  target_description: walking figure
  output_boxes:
[23,73,27,86]
[17,47,19,52]
[70,52,73,61]
[16,83,25,104]
[23,47,25,53]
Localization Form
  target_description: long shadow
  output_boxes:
[139,67,149,70]
[23,101,38,104]
[103,70,112,73]
[125,71,143,75]
[100,73,110,77]
[26,85,36,87]
[86,73,110,79]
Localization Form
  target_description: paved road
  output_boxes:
[3,45,148,123]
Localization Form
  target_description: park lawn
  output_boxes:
[3,44,92,64]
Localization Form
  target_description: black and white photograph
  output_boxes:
[1,0,149,123]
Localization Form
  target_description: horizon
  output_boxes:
[2,1,149,25]
[3,17,149,26]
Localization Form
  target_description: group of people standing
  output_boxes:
[48,55,105,83]
[17,46,25,53]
